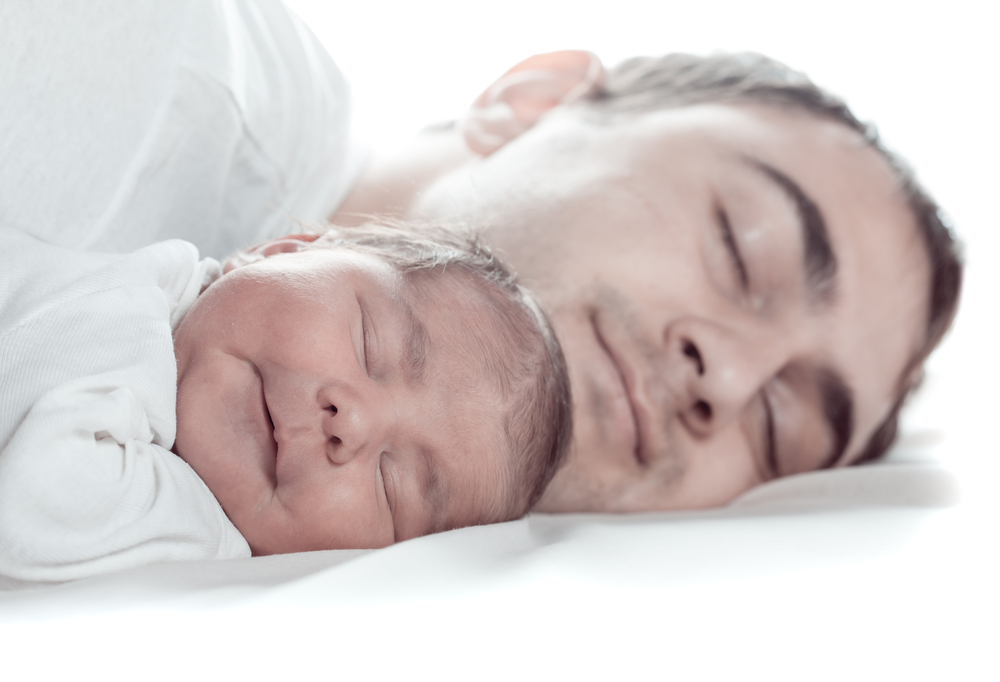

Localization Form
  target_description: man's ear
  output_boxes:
[461,50,605,156]
[222,233,321,273]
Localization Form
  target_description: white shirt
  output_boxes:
[0,229,251,582]
[0,0,364,259]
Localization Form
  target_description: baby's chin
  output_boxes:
[235,504,398,557]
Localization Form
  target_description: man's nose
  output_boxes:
[318,384,393,465]
[662,317,791,436]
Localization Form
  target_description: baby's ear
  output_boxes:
[222,233,321,273]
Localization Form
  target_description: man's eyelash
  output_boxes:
[362,319,369,368]
[361,311,373,375]
[715,204,751,291]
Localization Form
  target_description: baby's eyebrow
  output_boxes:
[417,446,446,532]
[401,300,429,387]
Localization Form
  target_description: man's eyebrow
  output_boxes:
[746,158,838,306]
[817,367,854,470]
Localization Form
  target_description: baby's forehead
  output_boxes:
[405,268,523,350]
[322,246,481,301]
[395,277,522,529]
[410,269,544,441]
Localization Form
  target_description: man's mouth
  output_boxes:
[590,314,647,466]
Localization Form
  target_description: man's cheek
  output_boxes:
[669,429,761,508]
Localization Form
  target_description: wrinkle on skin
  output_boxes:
[594,286,689,495]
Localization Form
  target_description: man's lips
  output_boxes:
[591,315,647,466]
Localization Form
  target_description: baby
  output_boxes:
[0,223,571,581]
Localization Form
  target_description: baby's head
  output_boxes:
[172,222,571,555]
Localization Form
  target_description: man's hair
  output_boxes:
[577,51,962,465]
[304,221,573,520]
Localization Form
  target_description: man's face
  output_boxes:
[173,248,511,554]
[416,103,930,512]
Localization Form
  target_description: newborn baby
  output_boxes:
[0,224,571,581]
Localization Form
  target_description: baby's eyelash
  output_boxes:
[379,456,398,541]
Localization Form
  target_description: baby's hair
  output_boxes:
[302,220,573,522]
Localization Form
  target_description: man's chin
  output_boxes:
[532,462,640,513]
[533,452,741,513]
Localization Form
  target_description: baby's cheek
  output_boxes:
[175,356,276,519]
[264,477,395,552]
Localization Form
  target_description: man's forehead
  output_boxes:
[827,232,929,464]
[574,101,867,163]
[773,123,929,465]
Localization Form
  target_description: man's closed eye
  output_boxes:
[715,203,750,292]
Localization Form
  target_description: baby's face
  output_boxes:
[173,247,512,555]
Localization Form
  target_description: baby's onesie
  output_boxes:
[0,229,251,582]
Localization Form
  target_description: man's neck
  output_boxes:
[330,125,476,226]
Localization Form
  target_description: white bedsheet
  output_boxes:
[0,437,994,679]
[0,233,994,677]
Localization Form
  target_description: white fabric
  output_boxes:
[0,0,364,260]
[0,498,994,679]
[0,229,250,582]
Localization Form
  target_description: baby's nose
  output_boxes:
[319,387,392,465]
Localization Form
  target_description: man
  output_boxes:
[331,51,963,512]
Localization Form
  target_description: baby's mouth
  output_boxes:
[265,403,275,436]
[256,373,279,480]
[264,398,278,452]
[265,400,278,474]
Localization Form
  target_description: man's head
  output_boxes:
[401,51,961,512]
[172,222,572,554]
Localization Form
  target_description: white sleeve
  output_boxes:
[0,0,365,260]
[0,230,250,582]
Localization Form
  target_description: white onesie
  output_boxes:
[0,229,251,582]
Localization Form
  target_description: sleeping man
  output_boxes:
[1,0,963,517]
[334,51,965,512]
[0,224,571,581]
